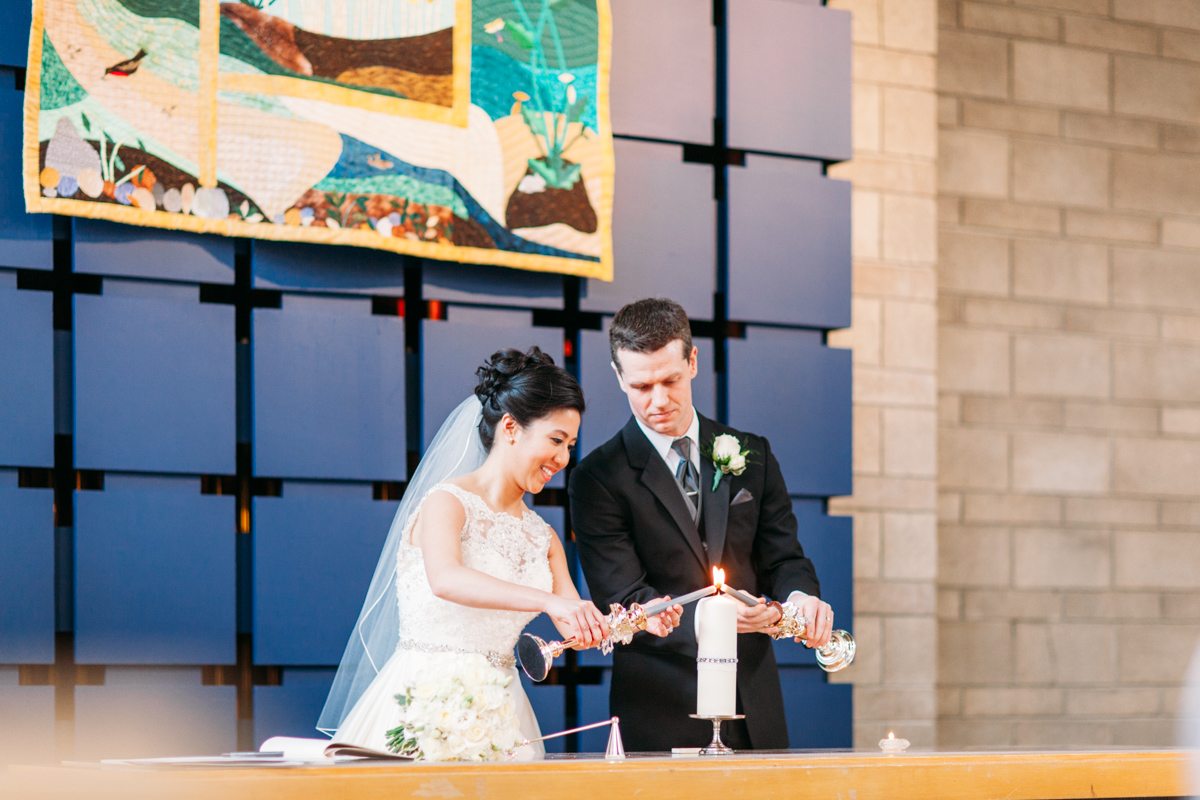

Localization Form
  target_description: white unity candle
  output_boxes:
[694,593,738,716]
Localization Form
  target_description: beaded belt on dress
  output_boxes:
[397,637,517,669]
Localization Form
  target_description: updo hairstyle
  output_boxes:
[474,346,586,451]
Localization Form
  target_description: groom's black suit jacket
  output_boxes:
[569,414,820,751]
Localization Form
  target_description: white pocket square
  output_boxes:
[731,488,754,506]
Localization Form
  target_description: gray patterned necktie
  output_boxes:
[672,437,701,523]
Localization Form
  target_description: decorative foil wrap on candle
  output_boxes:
[695,594,738,717]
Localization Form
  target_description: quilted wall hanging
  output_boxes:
[23,0,613,280]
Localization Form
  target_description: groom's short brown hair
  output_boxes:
[609,298,693,372]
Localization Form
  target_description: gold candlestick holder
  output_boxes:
[688,714,744,755]
[518,603,651,681]
[767,601,856,672]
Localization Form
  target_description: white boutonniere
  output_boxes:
[704,433,754,491]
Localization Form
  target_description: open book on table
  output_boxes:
[259,736,414,761]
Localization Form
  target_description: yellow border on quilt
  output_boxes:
[22,0,614,282]
[217,0,473,128]
[22,0,46,216]
[198,0,220,187]
[24,196,611,279]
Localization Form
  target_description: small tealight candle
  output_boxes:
[878,731,910,752]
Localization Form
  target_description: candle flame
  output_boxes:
[712,567,724,590]
[888,732,895,739]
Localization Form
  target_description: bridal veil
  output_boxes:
[317,395,488,735]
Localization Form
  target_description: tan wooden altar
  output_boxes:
[1,749,1191,800]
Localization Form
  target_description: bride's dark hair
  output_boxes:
[474,346,586,450]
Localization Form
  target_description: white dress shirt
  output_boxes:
[635,406,701,482]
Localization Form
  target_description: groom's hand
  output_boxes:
[643,597,683,637]
[792,595,834,649]
[736,599,783,634]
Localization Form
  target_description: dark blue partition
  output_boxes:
[75,489,236,664]
[254,669,337,745]
[727,2,852,161]
[581,140,715,319]
[0,488,54,664]
[0,289,54,468]
[0,86,53,270]
[0,6,30,68]
[75,681,236,760]
[779,666,852,748]
[254,495,397,665]
[253,304,406,481]
[424,260,563,309]
[253,241,406,295]
[518,675,565,753]
[74,292,236,474]
[609,0,714,143]
[578,327,716,457]
[421,314,563,449]
[773,499,853,667]
[74,220,235,284]
[728,327,851,497]
[578,670,613,751]
[0,688,55,766]
[728,157,851,329]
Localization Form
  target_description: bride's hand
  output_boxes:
[643,597,683,638]
[545,596,609,649]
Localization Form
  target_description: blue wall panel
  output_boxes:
[779,666,852,748]
[424,261,563,309]
[0,289,54,468]
[74,292,235,474]
[728,327,851,497]
[582,140,714,319]
[254,241,406,295]
[0,688,56,766]
[518,675,565,753]
[254,495,396,665]
[0,489,54,664]
[0,5,31,68]
[0,86,53,270]
[578,326,716,457]
[773,500,854,667]
[254,669,337,745]
[74,220,235,284]
[421,314,563,449]
[254,305,406,481]
[75,682,236,760]
[728,157,851,329]
[609,0,714,143]
[727,1,852,161]
[578,670,614,751]
[75,490,236,664]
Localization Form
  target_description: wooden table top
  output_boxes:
[2,748,1192,800]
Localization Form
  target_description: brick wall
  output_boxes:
[937,0,1200,746]
[827,0,941,748]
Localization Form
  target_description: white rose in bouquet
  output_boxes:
[386,653,524,761]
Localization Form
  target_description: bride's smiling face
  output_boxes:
[499,408,581,493]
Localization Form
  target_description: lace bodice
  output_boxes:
[395,483,555,658]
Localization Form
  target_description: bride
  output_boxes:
[317,347,682,759]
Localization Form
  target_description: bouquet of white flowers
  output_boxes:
[385,653,525,761]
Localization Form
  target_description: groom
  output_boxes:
[570,298,836,751]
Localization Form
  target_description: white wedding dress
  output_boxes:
[332,483,554,759]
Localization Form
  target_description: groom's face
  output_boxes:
[613,341,698,438]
